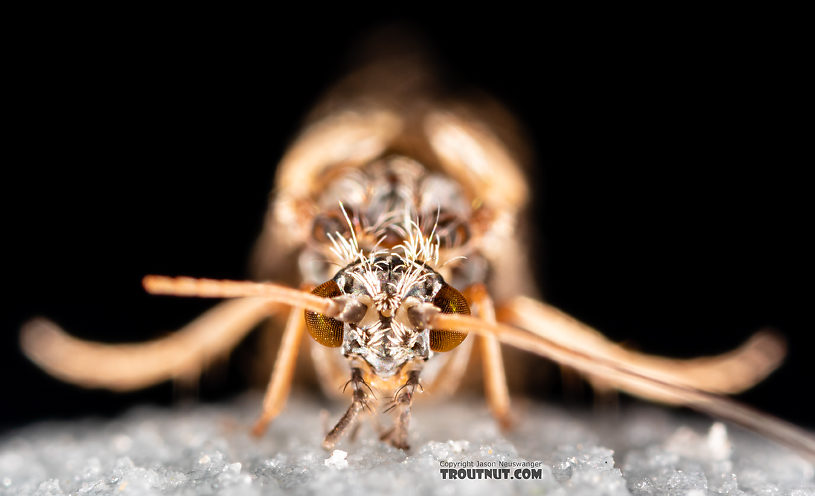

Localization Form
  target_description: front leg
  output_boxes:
[464,284,512,429]
[323,367,373,450]
[381,369,421,450]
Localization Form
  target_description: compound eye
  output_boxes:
[429,283,470,352]
[304,280,344,347]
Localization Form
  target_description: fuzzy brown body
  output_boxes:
[249,53,536,402]
[253,51,533,299]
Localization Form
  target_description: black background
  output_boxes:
[4,10,812,433]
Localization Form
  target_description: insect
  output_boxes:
[19,42,815,458]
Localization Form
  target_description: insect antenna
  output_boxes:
[430,312,815,461]
[142,276,336,315]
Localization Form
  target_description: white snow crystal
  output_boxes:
[664,421,732,461]
[707,422,732,461]
[324,450,348,470]
[0,392,812,495]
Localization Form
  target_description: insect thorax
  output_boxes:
[298,155,487,291]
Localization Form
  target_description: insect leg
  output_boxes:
[20,297,277,391]
[464,284,512,429]
[348,422,363,443]
[497,296,787,396]
[323,367,373,450]
[381,369,421,450]
[251,305,307,436]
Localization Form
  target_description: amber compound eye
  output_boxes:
[429,283,470,352]
[304,280,344,347]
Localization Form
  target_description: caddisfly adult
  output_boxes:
[20,43,815,458]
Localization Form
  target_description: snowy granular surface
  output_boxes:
[1,393,813,495]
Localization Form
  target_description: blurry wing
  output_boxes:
[500,296,786,396]
[20,297,275,391]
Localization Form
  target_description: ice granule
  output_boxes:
[0,393,812,495]
[324,450,348,470]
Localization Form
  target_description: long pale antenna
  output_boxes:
[143,276,334,315]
